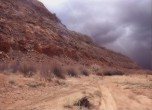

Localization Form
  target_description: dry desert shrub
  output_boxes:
[90,64,104,76]
[0,62,8,72]
[90,64,101,73]
[19,63,37,77]
[79,66,90,76]
[40,62,65,80]
[0,60,91,79]
[95,72,104,76]
[51,63,65,79]
[0,61,20,73]
[0,61,38,77]
[67,67,79,77]
[145,71,152,75]
[102,69,124,76]
[80,69,89,76]
[64,65,90,77]
[26,82,45,88]
[9,61,20,73]
[40,65,52,81]
[74,96,91,109]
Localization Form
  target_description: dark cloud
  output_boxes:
[40,0,152,69]
[115,0,152,69]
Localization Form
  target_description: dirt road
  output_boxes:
[0,74,152,110]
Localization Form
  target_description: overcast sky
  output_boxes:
[39,0,152,69]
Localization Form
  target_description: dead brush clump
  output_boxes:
[90,64,104,76]
[40,63,65,80]
[51,63,65,79]
[19,63,37,77]
[0,61,37,76]
[0,62,8,72]
[79,66,90,76]
[9,61,20,73]
[66,67,79,77]
[102,69,124,76]
[81,69,89,76]
[54,79,67,86]
[74,96,92,109]
[95,72,104,76]
[26,82,45,88]
[90,64,101,73]
[64,65,90,77]
[40,65,52,81]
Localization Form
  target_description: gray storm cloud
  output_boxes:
[40,0,152,69]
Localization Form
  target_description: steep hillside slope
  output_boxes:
[1,1,152,110]
[0,0,138,70]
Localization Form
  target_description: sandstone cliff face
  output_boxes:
[0,0,139,69]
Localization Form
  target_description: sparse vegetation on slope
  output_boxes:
[0,0,139,73]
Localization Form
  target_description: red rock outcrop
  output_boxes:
[0,0,139,69]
